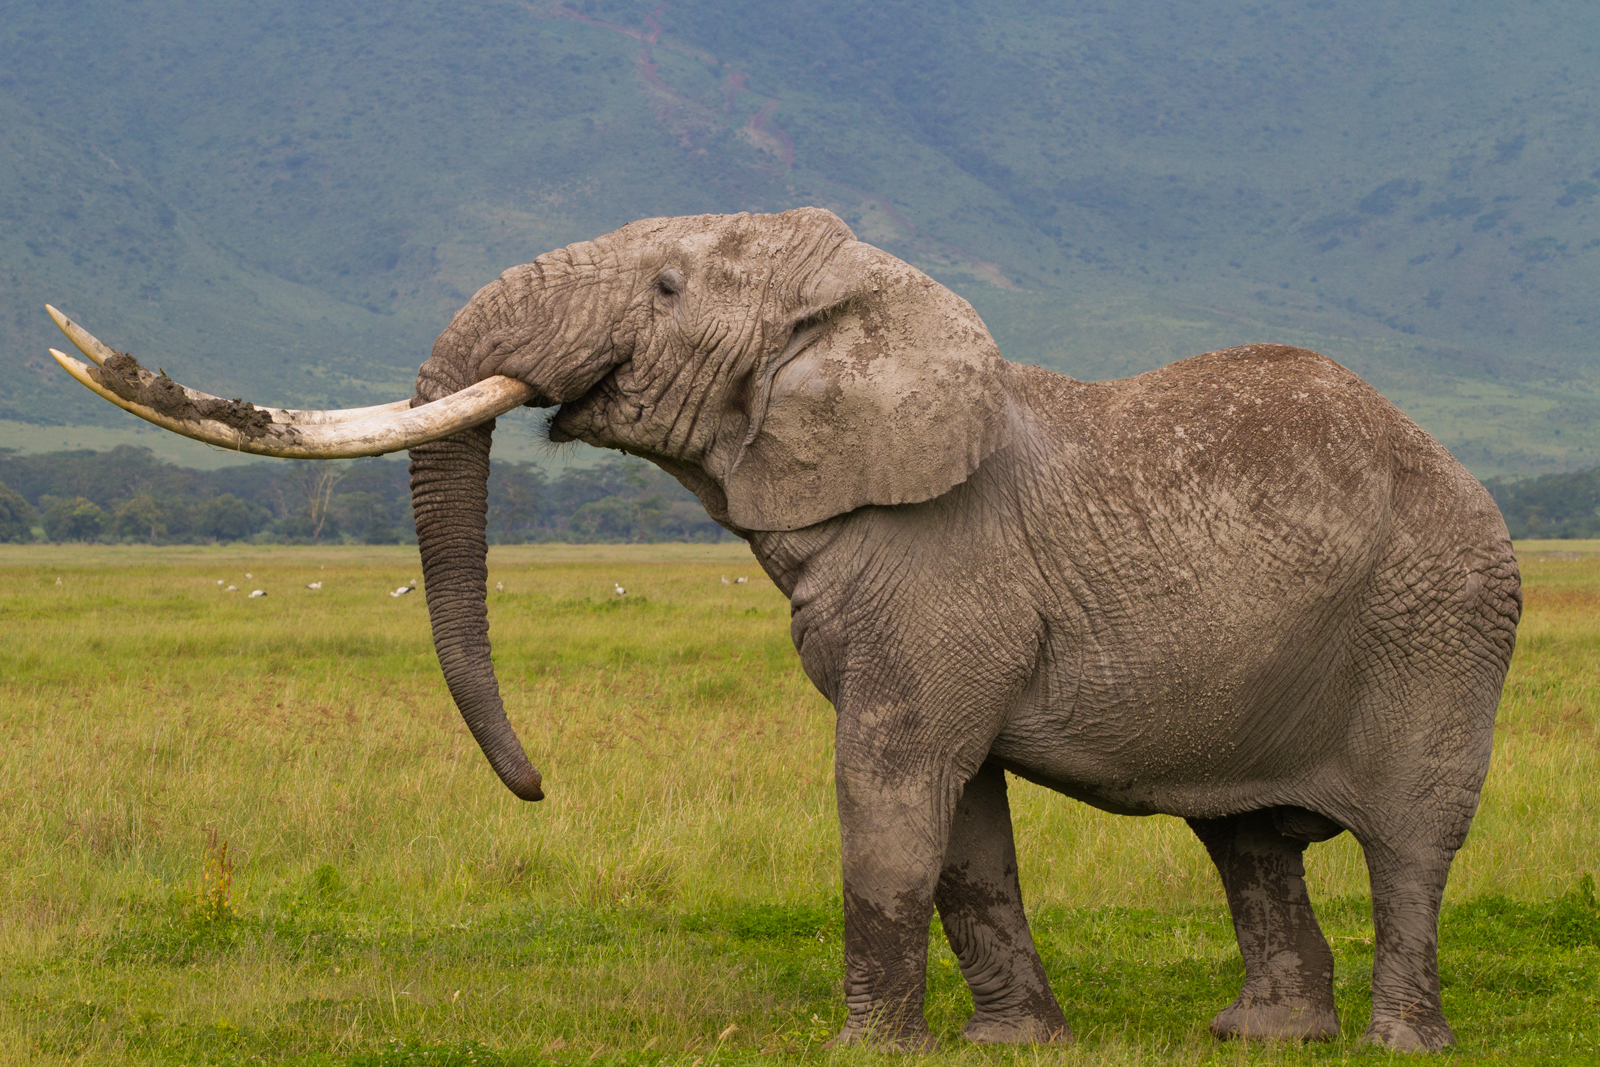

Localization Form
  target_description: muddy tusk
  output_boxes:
[44,305,413,424]
[50,348,536,458]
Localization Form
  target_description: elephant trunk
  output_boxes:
[406,242,626,801]
[409,422,544,801]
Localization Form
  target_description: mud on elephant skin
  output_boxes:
[49,207,1521,1052]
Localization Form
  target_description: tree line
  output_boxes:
[1484,469,1600,540]
[0,446,731,544]
[7,444,1595,545]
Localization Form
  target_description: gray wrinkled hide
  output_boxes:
[408,209,1520,1053]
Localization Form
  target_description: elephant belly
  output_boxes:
[986,623,1354,819]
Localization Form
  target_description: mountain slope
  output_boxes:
[2,0,1597,474]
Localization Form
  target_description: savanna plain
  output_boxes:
[0,542,1595,1066]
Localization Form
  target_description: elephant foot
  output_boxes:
[1362,1012,1456,1052]
[961,1010,1071,1045]
[826,1020,939,1053]
[1210,997,1339,1043]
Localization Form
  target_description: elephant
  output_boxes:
[48,207,1520,1052]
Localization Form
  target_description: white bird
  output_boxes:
[225,585,237,592]
[391,586,413,597]
[307,581,322,590]
[248,589,267,598]
[721,576,729,585]
[495,581,504,592]
[410,578,418,586]
[734,576,748,584]
[216,579,224,586]
[614,584,626,596]
[244,573,253,579]
[55,577,62,586]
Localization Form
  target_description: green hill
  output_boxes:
[3,0,1598,475]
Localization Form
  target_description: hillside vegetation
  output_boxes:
[3,0,1598,474]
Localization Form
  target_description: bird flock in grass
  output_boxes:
[196,573,755,600]
[206,575,420,598]
[59,572,757,599]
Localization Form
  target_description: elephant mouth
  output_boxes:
[45,305,537,458]
[544,366,634,445]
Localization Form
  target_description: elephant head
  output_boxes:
[47,208,1008,800]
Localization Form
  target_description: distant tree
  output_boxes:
[635,493,671,542]
[335,490,402,543]
[42,496,107,542]
[196,494,268,542]
[199,463,282,517]
[0,480,36,542]
[330,458,411,543]
[569,496,644,541]
[548,457,649,516]
[112,493,172,542]
[487,462,548,543]
[279,461,347,543]
[655,498,727,542]
[278,508,342,543]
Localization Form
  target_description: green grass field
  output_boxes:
[0,542,1595,1066]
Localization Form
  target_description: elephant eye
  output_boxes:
[655,269,684,298]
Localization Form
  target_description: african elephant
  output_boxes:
[49,207,1520,1051]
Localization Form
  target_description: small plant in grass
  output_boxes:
[1544,872,1600,946]
[192,828,236,924]
[305,862,347,904]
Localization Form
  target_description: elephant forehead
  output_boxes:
[634,210,853,267]
[669,220,788,262]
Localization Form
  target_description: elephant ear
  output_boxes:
[724,243,1008,532]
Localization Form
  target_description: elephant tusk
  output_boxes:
[45,305,413,424]
[46,304,119,367]
[50,347,536,458]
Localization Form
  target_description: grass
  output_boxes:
[0,541,1596,1066]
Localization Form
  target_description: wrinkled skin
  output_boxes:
[408,209,1520,1051]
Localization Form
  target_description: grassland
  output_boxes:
[0,542,1596,1066]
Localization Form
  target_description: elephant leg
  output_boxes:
[831,727,992,1052]
[1342,646,1496,1050]
[1360,839,1457,1051]
[1187,810,1340,1042]
[830,764,948,1051]
[935,762,1070,1045]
